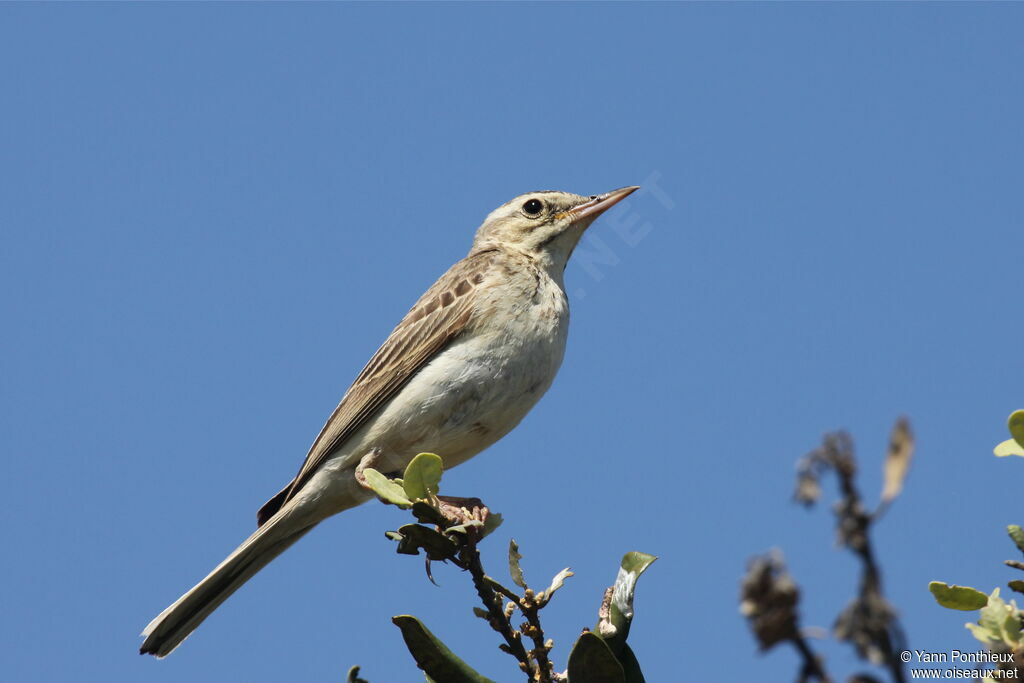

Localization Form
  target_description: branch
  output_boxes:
[792,633,833,683]
[363,454,654,682]
[740,550,832,683]
[460,542,536,678]
[795,425,910,683]
[519,589,554,683]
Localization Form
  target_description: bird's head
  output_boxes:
[471,186,639,273]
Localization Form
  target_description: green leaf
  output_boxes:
[881,417,914,503]
[508,539,527,589]
[995,412,1024,456]
[979,588,1008,632]
[347,665,369,683]
[537,568,574,606]
[567,632,626,683]
[995,439,1024,457]
[445,520,484,536]
[403,453,444,500]
[393,524,458,560]
[483,575,522,605]
[392,615,496,683]
[1003,607,1023,647]
[411,501,446,526]
[965,588,1022,648]
[620,552,658,577]
[1009,580,1024,595]
[618,643,647,683]
[363,468,413,508]
[598,552,657,658]
[481,512,503,538]
[929,581,989,610]
[1010,411,1024,448]
[1009,526,1024,554]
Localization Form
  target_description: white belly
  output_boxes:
[369,326,566,467]
[304,278,570,514]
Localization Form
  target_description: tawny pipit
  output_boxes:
[140,186,638,657]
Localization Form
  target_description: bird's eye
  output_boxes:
[522,199,544,217]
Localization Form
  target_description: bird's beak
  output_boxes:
[566,186,640,224]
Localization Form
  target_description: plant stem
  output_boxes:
[791,633,832,682]
[520,592,554,683]
[462,544,536,679]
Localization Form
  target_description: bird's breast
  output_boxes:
[359,268,569,470]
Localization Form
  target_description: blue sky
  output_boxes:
[2,3,1022,682]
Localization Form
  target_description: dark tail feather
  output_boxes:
[257,481,293,527]
[139,518,314,657]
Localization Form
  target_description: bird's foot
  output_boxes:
[354,448,392,490]
[434,495,490,528]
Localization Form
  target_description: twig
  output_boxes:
[792,633,832,683]
[484,575,524,604]
[798,431,907,683]
[520,589,554,683]
[461,543,536,678]
[740,550,833,682]
[384,487,559,682]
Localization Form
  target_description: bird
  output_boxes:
[140,185,639,657]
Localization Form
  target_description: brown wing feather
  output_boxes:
[256,248,498,526]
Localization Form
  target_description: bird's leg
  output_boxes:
[354,448,385,490]
[354,449,489,529]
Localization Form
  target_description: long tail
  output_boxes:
[139,513,316,658]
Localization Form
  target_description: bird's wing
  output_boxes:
[256,248,499,526]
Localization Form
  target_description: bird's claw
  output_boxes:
[354,448,384,490]
[434,495,489,527]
